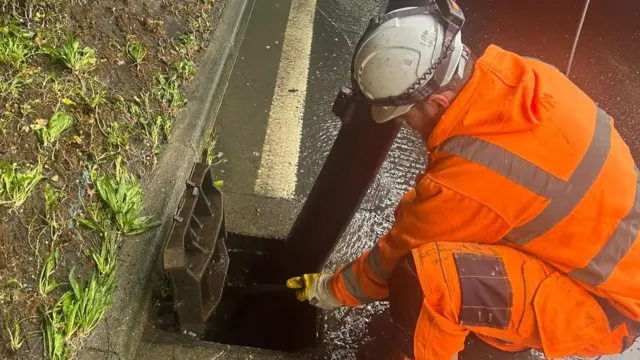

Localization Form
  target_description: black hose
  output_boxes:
[225,283,293,296]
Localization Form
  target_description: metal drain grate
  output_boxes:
[163,163,229,336]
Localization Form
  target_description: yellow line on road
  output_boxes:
[255,0,317,199]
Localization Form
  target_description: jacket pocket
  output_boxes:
[515,259,545,346]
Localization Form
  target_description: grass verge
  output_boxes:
[0,0,217,358]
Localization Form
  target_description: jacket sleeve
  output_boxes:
[329,176,510,306]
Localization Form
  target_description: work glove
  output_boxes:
[286,273,343,309]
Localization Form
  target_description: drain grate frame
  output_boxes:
[163,163,229,336]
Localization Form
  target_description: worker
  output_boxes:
[287,2,640,359]
[290,241,639,359]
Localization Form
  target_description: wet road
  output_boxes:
[214,0,640,359]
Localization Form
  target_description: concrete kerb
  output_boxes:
[136,327,304,360]
[76,1,254,359]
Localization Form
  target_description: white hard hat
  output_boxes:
[352,6,467,123]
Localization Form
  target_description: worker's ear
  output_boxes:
[427,93,451,109]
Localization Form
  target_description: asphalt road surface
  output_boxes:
[214,0,640,358]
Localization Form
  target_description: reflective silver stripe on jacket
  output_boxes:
[437,106,639,286]
[439,135,565,199]
[569,168,640,286]
[505,107,611,246]
[341,263,375,303]
[367,244,391,281]
[339,245,390,303]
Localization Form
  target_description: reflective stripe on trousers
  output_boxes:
[438,107,640,287]
[340,244,391,303]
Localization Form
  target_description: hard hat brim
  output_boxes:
[371,105,414,123]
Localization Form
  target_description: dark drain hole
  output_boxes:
[156,233,317,353]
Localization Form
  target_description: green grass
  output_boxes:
[44,34,97,73]
[3,317,25,352]
[0,25,37,70]
[90,229,118,276]
[174,59,195,81]
[0,68,36,102]
[44,183,65,245]
[188,11,212,35]
[47,160,156,357]
[5,279,23,290]
[117,94,172,160]
[0,161,46,207]
[78,202,110,235]
[42,269,115,360]
[140,113,171,160]
[204,131,225,166]
[125,40,147,67]
[1,3,215,360]
[33,111,73,147]
[74,78,106,110]
[68,269,115,335]
[20,99,39,117]
[44,183,63,214]
[40,72,68,100]
[106,122,129,152]
[204,131,226,187]
[39,249,60,296]
[152,73,186,111]
[115,93,145,119]
[81,159,158,235]
[42,304,70,360]
[96,116,130,154]
[172,33,198,57]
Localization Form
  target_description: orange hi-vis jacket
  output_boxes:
[329,45,640,319]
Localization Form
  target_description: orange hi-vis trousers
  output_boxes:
[388,242,639,360]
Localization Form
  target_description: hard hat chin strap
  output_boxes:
[351,1,466,107]
[456,46,470,79]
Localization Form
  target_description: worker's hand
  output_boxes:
[286,273,342,309]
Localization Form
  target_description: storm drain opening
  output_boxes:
[204,233,317,352]
[158,232,318,353]
[160,163,317,352]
